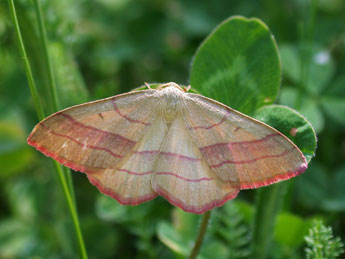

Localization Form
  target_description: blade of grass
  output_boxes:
[32,0,59,112]
[7,1,44,121]
[7,0,88,258]
[32,0,76,205]
[52,160,88,259]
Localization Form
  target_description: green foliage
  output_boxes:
[0,109,34,178]
[50,42,89,109]
[279,43,345,133]
[255,105,317,162]
[1,0,344,258]
[96,195,170,258]
[295,163,345,211]
[157,202,250,259]
[190,16,280,115]
[305,220,344,259]
[211,203,251,259]
[189,16,316,259]
[250,184,286,259]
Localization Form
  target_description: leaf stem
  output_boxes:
[32,0,76,205]
[8,0,45,121]
[32,0,59,111]
[250,183,287,259]
[189,211,211,259]
[52,161,88,259]
[7,0,88,258]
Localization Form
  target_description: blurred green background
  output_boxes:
[0,0,345,258]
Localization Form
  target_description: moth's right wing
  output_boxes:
[182,93,307,190]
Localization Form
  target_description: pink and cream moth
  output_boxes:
[27,82,307,214]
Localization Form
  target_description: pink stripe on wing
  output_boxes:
[210,148,292,168]
[189,110,230,130]
[112,100,151,126]
[156,171,212,182]
[134,150,200,162]
[117,168,153,176]
[59,113,135,144]
[200,133,280,151]
[116,168,211,182]
[40,124,123,158]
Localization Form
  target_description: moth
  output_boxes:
[28,82,307,213]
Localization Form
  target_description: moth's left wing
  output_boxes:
[182,93,307,190]
[28,90,161,204]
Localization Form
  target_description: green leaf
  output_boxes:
[156,208,201,256]
[82,216,118,259]
[321,75,345,125]
[157,210,231,259]
[298,99,324,134]
[296,163,345,211]
[279,87,324,133]
[199,241,229,259]
[321,97,345,125]
[254,105,317,162]
[295,163,329,209]
[5,178,40,222]
[157,222,190,257]
[0,110,34,178]
[211,202,250,258]
[308,48,335,94]
[172,208,200,241]
[279,45,300,83]
[50,42,89,109]
[274,213,310,247]
[325,75,345,96]
[279,44,335,94]
[95,194,155,223]
[190,16,281,115]
[235,201,254,224]
[305,220,344,259]
[0,220,37,258]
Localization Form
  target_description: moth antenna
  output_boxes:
[144,82,151,89]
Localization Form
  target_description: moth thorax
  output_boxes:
[163,94,180,123]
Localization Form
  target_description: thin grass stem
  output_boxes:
[7,0,88,258]
[33,0,59,111]
[52,161,88,259]
[8,0,45,121]
[32,0,76,205]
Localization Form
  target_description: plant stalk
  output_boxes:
[8,0,45,121]
[32,0,59,111]
[52,161,88,259]
[189,211,211,259]
[32,0,76,205]
[250,183,288,259]
[7,0,88,258]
